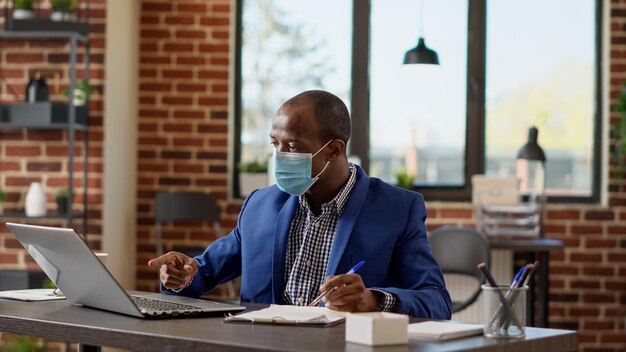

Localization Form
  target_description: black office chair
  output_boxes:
[429,225,490,314]
[154,191,235,297]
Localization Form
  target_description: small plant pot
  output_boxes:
[56,197,70,214]
[12,9,35,20]
[51,11,76,21]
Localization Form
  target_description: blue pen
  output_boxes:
[509,266,526,288]
[307,260,365,307]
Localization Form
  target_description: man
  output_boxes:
[148,90,451,318]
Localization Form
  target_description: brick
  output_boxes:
[606,280,626,290]
[551,265,579,275]
[212,4,230,12]
[142,2,172,12]
[571,225,603,235]
[177,83,207,92]
[200,17,229,26]
[163,70,193,79]
[210,57,229,66]
[139,83,171,92]
[0,162,20,171]
[607,253,626,262]
[212,31,229,39]
[173,137,204,147]
[0,68,25,79]
[571,280,600,289]
[138,163,169,173]
[547,210,580,220]
[173,110,205,119]
[176,30,206,39]
[198,70,228,79]
[583,321,614,330]
[163,43,194,52]
[138,137,168,146]
[440,209,472,219]
[177,56,207,65]
[139,123,158,132]
[199,44,229,53]
[585,239,616,248]
[570,253,603,262]
[550,293,579,303]
[0,253,19,264]
[140,42,158,52]
[141,16,160,24]
[208,165,227,173]
[162,123,193,133]
[583,293,615,303]
[6,53,44,63]
[211,111,228,120]
[173,164,204,173]
[585,210,615,220]
[5,146,40,156]
[139,109,168,118]
[582,266,615,276]
[600,334,626,343]
[569,307,600,317]
[197,151,227,160]
[178,3,207,12]
[165,16,195,25]
[162,97,193,105]
[159,177,191,186]
[140,56,172,64]
[161,151,192,160]
[607,225,626,235]
[212,84,228,93]
[198,124,227,134]
[27,162,62,172]
[208,138,227,147]
[198,97,228,107]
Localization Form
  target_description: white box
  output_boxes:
[345,312,409,346]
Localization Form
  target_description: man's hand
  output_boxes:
[320,274,381,312]
[147,252,198,291]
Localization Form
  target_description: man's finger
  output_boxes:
[320,274,360,292]
[147,252,186,268]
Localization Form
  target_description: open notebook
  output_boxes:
[224,304,346,327]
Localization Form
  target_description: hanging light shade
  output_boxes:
[516,126,546,162]
[516,126,546,195]
[403,37,439,65]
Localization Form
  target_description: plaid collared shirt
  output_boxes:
[283,164,397,312]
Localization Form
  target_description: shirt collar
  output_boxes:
[298,163,357,216]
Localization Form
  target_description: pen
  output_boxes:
[307,260,365,307]
[477,262,523,329]
[509,266,526,288]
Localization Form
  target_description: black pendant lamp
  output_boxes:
[517,126,546,162]
[403,37,439,65]
[403,0,439,66]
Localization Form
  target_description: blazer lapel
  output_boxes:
[325,166,369,276]
[272,195,298,303]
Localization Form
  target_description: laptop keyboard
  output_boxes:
[130,295,205,314]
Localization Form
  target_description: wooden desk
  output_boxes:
[489,238,564,328]
[0,299,577,352]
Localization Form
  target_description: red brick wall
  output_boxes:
[135,0,239,293]
[0,0,106,267]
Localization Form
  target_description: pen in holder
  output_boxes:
[482,284,528,339]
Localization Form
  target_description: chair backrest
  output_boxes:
[154,191,221,256]
[429,225,489,280]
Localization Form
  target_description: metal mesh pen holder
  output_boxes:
[482,284,528,339]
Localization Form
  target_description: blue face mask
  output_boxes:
[273,140,332,196]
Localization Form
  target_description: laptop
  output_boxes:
[5,222,246,318]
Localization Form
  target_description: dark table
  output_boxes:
[0,298,577,352]
[489,238,564,328]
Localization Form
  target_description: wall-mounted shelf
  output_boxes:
[0,30,90,240]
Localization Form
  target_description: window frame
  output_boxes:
[234,0,603,203]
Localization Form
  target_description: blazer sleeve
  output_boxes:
[162,191,254,298]
[372,194,452,319]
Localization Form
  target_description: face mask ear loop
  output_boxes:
[314,160,331,179]
[312,140,334,158]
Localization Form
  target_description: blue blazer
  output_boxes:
[171,166,452,319]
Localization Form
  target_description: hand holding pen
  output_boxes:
[309,260,380,312]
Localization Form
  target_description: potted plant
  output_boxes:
[64,79,96,106]
[395,169,415,190]
[50,0,77,21]
[12,0,36,20]
[54,187,72,214]
[0,188,6,214]
[239,159,268,196]
[2,334,48,352]
[612,82,626,181]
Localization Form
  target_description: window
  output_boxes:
[234,0,352,196]
[235,0,602,202]
[369,0,468,186]
[484,0,598,198]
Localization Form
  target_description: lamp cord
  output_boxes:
[419,0,424,36]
